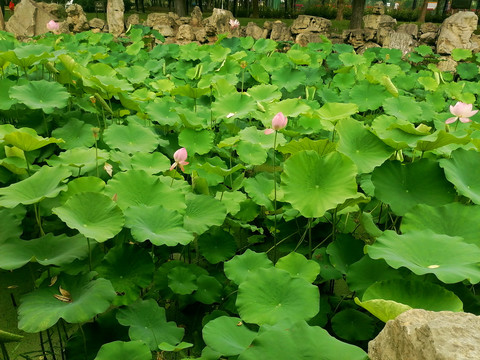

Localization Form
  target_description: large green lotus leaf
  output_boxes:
[371,159,456,216]
[224,250,273,285]
[183,194,227,235]
[282,151,358,218]
[52,192,124,243]
[18,272,116,333]
[243,172,274,210]
[271,67,306,92]
[382,95,422,123]
[198,227,237,264]
[402,203,480,247]
[89,75,134,95]
[51,119,96,150]
[277,138,337,156]
[178,128,214,155]
[238,321,368,360]
[215,190,246,216]
[349,82,388,111]
[336,117,393,173]
[96,245,154,305]
[371,115,430,149]
[316,102,358,122]
[1,44,52,68]
[168,266,198,295]
[4,129,64,152]
[267,98,311,119]
[439,149,480,204]
[124,205,194,246]
[0,166,71,208]
[104,170,186,211]
[354,298,411,323]
[95,341,151,360]
[346,256,403,296]
[326,234,365,274]
[362,279,463,313]
[117,65,150,84]
[415,130,470,152]
[203,316,257,356]
[60,177,105,203]
[0,79,18,110]
[331,309,375,341]
[236,267,319,325]
[239,126,287,149]
[366,230,480,284]
[145,99,181,126]
[116,299,184,350]
[9,80,70,114]
[275,252,320,283]
[129,151,171,174]
[194,275,223,304]
[0,233,88,270]
[103,123,159,154]
[47,147,109,175]
[247,84,282,102]
[212,92,257,121]
[237,141,267,165]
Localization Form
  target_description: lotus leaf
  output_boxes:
[178,129,214,155]
[52,192,125,243]
[331,309,375,341]
[194,275,223,304]
[9,80,70,114]
[47,147,109,175]
[366,230,480,284]
[51,119,96,150]
[224,249,273,285]
[275,252,320,283]
[354,298,411,323]
[0,79,18,110]
[95,341,151,360]
[4,129,64,152]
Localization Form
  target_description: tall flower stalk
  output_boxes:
[265,112,288,261]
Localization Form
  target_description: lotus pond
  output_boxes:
[1,26,480,360]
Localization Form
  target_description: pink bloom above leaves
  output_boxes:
[445,102,478,124]
[229,19,240,29]
[46,20,60,32]
[170,147,189,172]
[264,112,288,135]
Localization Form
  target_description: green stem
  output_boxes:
[34,203,45,237]
[87,238,92,272]
[42,112,49,137]
[170,168,177,186]
[57,322,65,360]
[0,343,10,360]
[46,328,57,360]
[273,131,278,262]
[39,331,47,360]
[94,138,99,178]
[308,218,312,259]
[241,68,245,93]
[78,325,88,360]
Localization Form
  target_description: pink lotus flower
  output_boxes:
[47,20,60,32]
[229,19,240,29]
[445,102,478,124]
[170,148,189,172]
[264,112,288,135]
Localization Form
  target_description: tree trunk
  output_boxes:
[252,0,259,17]
[336,0,345,21]
[175,0,186,15]
[417,0,428,22]
[349,0,366,29]
[412,0,417,10]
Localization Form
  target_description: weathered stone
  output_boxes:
[295,32,323,46]
[369,309,480,360]
[203,8,234,36]
[420,22,439,34]
[419,32,437,45]
[89,17,105,30]
[176,24,195,41]
[146,13,177,30]
[0,8,4,31]
[193,27,207,43]
[270,21,292,42]
[37,3,65,19]
[106,0,124,37]
[290,14,331,35]
[245,22,264,40]
[470,34,480,53]
[6,0,59,37]
[357,41,381,54]
[190,6,202,27]
[437,11,478,54]
[66,4,89,33]
[383,31,416,55]
[155,24,176,37]
[372,1,385,15]
[126,14,140,28]
[179,16,190,25]
[377,27,395,45]
[263,21,272,30]
[343,28,376,48]
[363,14,396,30]
[397,23,418,38]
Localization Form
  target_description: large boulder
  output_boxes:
[146,12,177,35]
[176,24,195,42]
[6,0,60,37]
[66,4,89,33]
[363,14,396,31]
[270,21,293,42]
[245,22,264,40]
[290,15,331,35]
[437,11,478,54]
[107,0,124,37]
[369,309,480,360]
[126,14,140,28]
[89,17,105,31]
[343,28,375,48]
[397,23,418,39]
[383,31,416,54]
[203,8,234,36]
[0,8,5,31]
[190,6,202,27]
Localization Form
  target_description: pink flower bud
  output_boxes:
[272,112,288,130]
[170,147,189,172]
[229,19,240,29]
[47,20,60,32]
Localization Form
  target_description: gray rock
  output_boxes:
[437,12,478,54]
[126,14,140,28]
[190,6,202,27]
[363,14,396,31]
[369,309,480,360]
[263,21,272,30]
[343,28,376,48]
[66,4,89,33]
[420,22,439,34]
[89,17,105,30]
[397,23,418,39]
[36,2,65,19]
[203,8,234,36]
[146,13,177,30]
[0,8,4,31]
[419,32,437,45]
[437,56,458,72]
[193,27,207,43]
[270,21,292,42]
[383,31,416,55]
[155,24,176,37]
[290,14,331,35]
[107,0,124,37]
[176,24,195,41]
[295,32,323,46]
[357,41,381,54]
[372,1,385,15]
[6,0,58,37]
[377,27,395,46]
[245,22,264,40]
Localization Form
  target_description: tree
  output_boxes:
[175,0,186,16]
[336,0,345,21]
[252,0,259,17]
[350,0,366,29]
[417,0,428,22]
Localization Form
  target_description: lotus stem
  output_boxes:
[87,238,92,272]
[33,203,45,237]
[56,322,65,360]
[273,130,278,262]
[0,343,10,360]
[39,331,47,360]
[308,218,312,259]
[46,328,57,360]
